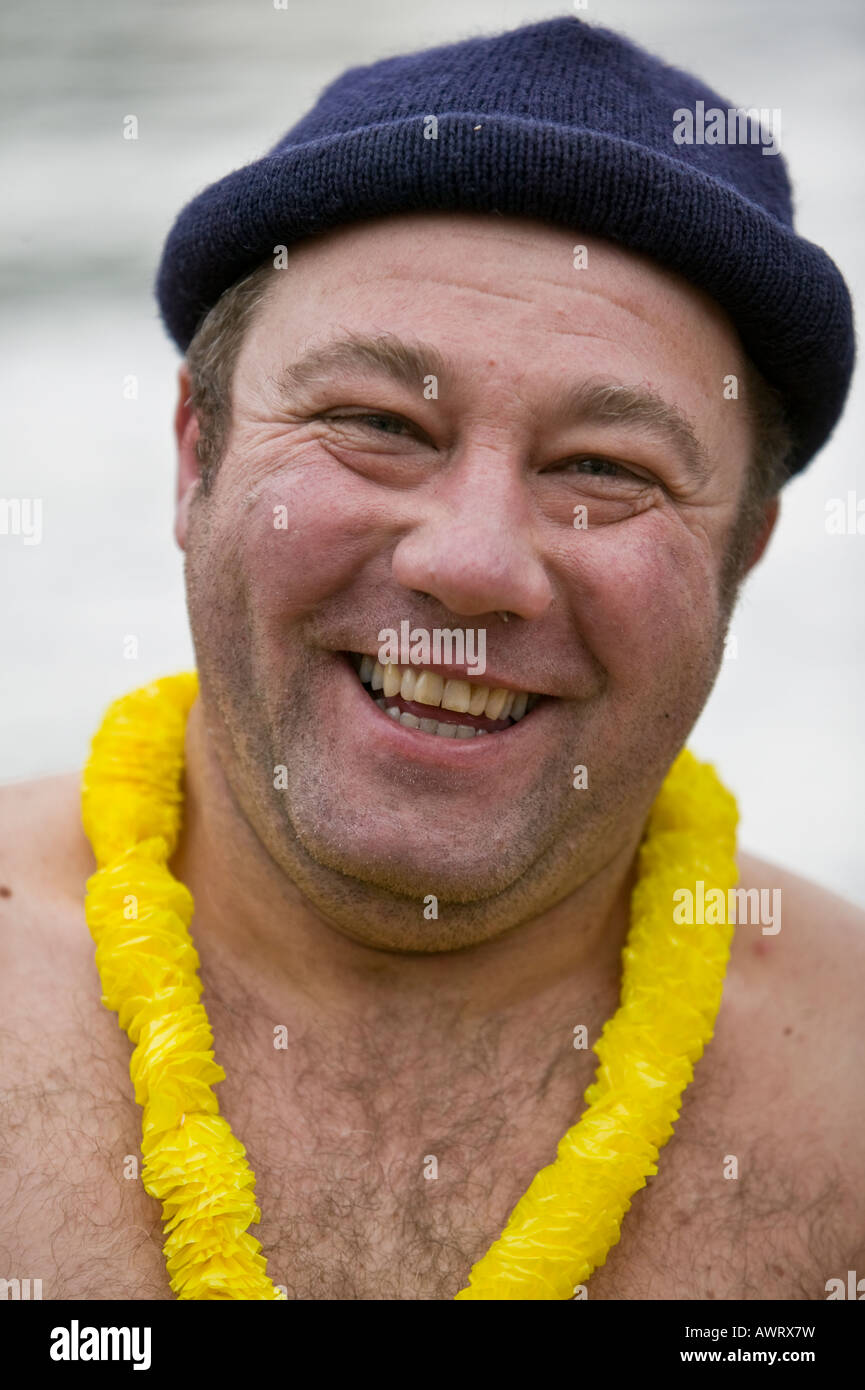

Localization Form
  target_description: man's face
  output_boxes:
[178,211,760,950]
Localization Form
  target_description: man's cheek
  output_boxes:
[230,477,386,610]
[573,532,720,679]
[625,554,716,645]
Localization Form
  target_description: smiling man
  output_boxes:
[1,17,863,1302]
[175,216,763,944]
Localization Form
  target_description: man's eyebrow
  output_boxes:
[549,379,712,482]
[277,336,711,481]
[277,334,453,399]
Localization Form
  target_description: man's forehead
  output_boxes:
[247,211,743,378]
[235,213,745,463]
[266,210,723,310]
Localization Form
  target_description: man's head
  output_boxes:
[173,211,783,950]
[157,15,852,953]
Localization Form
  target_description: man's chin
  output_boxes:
[291,824,534,906]
[256,781,602,950]
[284,841,541,953]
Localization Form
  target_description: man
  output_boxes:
[1,17,862,1301]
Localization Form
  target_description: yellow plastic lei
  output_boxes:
[82,672,738,1301]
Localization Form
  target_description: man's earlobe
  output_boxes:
[745,496,780,572]
[174,366,202,550]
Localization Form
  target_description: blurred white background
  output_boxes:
[1,0,862,901]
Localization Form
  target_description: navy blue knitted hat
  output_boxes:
[156,16,855,476]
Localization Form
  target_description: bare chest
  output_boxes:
[3,920,858,1303]
[6,1046,853,1303]
[193,1001,863,1300]
[246,1110,848,1301]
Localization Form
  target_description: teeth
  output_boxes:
[354,654,537,730]
[510,691,528,721]
[380,708,489,740]
[484,688,508,720]
[468,684,489,716]
[414,670,444,707]
[400,667,417,700]
[383,663,402,698]
[442,679,472,714]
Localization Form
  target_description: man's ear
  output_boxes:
[174,363,202,551]
[743,495,780,573]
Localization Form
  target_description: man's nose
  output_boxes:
[390,455,554,620]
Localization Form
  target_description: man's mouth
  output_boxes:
[348,652,541,740]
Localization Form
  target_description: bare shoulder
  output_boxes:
[593,851,865,1298]
[718,851,865,1265]
[0,767,94,851]
[0,771,98,1020]
[0,770,95,904]
[0,773,167,1298]
[730,849,865,1012]
[0,770,99,994]
[725,850,865,1103]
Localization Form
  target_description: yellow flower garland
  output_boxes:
[82,672,738,1301]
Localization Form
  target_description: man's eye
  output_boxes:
[562,457,643,482]
[326,412,411,436]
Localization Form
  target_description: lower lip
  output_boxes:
[339,656,547,766]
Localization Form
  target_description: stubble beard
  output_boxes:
[181,483,739,953]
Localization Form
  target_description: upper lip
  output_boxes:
[347,649,546,696]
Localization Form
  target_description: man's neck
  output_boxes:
[169,700,638,1053]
